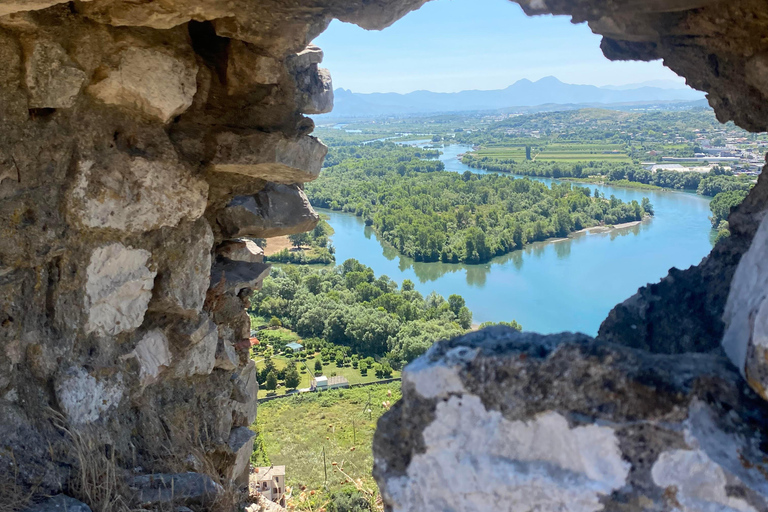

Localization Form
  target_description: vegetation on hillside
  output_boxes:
[308,142,651,263]
[250,260,495,366]
[254,383,401,511]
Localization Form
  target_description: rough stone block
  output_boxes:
[375,327,768,512]
[70,155,208,234]
[84,243,156,336]
[128,329,172,388]
[88,47,197,123]
[288,44,324,71]
[217,184,319,239]
[172,318,219,378]
[217,239,264,263]
[227,40,282,95]
[215,336,239,371]
[295,67,334,115]
[129,473,223,507]
[55,367,123,425]
[210,132,327,183]
[23,39,86,109]
[227,426,256,485]
[210,260,270,296]
[22,494,91,512]
[150,219,213,315]
[723,213,768,399]
[231,360,258,427]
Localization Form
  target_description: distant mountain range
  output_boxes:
[325,76,705,118]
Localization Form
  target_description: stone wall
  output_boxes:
[5,0,768,510]
[0,1,428,510]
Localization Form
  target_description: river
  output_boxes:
[320,144,714,335]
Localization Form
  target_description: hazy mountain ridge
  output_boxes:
[327,76,705,117]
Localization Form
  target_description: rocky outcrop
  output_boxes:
[375,327,768,512]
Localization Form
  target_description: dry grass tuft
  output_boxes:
[0,451,35,512]
[49,410,133,512]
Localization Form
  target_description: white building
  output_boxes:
[255,466,286,507]
[311,375,350,391]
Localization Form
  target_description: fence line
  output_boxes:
[257,377,402,404]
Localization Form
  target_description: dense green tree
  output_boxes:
[288,231,311,248]
[265,371,278,391]
[284,361,300,389]
[710,189,750,227]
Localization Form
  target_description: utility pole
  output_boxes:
[352,420,356,446]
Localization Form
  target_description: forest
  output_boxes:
[307,142,651,263]
[249,260,503,366]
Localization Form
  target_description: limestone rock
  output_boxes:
[231,360,258,427]
[84,243,156,337]
[288,44,324,71]
[22,495,91,512]
[218,184,319,239]
[210,132,327,183]
[722,213,768,399]
[227,40,282,95]
[150,219,213,316]
[128,329,172,388]
[88,47,198,123]
[0,1,72,17]
[227,426,256,485]
[210,260,271,295]
[217,239,264,263]
[70,155,208,234]
[129,473,223,507]
[295,67,334,115]
[172,318,219,378]
[23,38,86,109]
[55,367,123,425]
[214,336,239,371]
[374,327,768,512]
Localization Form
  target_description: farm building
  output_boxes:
[285,342,303,352]
[311,375,350,391]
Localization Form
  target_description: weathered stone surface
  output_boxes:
[215,336,239,371]
[150,219,213,315]
[295,67,334,115]
[288,44,324,70]
[55,367,124,425]
[217,239,264,263]
[127,329,172,388]
[227,40,283,95]
[129,473,223,507]
[375,327,768,512]
[231,360,258,427]
[210,132,327,183]
[218,184,319,239]
[210,260,271,296]
[171,318,219,378]
[88,47,198,123]
[0,1,69,17]
[23,38,86,109]
[722,213,768,399]
[70,154,208,234]
[227,426,256,485]
[22,495,91,512]
[84,243,156,336]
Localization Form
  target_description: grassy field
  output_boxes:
[254,383,402,511]
[474,143,631,163]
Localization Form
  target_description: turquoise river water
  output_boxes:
[319,144,714,335]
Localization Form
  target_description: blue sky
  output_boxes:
[314,0,688,94]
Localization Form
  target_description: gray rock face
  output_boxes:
[84,243,156,336]
[375,327,768,512]
[88,47,198,123]
[129,473,223,507]
[23,38,86,109]
[227,426,256,484]
[210,131,327,184]
[217,239,265,264]
[231,360,258,427]
[218,184,320,239]
[55,367,124,425]
[22,495,91,512]
[210,260,271,296]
